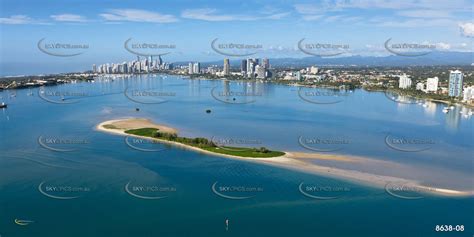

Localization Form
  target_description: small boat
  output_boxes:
[442,108,449,113]
[15,219,34,226]
[0,102,7,108]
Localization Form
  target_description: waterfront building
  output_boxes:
[398,74,412,89]
[223,59,230,76]
[193,62,200,74]
[463,86,474,102]
[416,82,424,90]
[426,77,439,92]
[241,60,247,75]
[448,70,463,97]
[188,62,194,74]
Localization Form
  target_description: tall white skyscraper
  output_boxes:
[398,74,412,89]
[188,62,194,74]
[448,70,463,97]
[426,77,439,92]
[193,62,200,74]
[223,59,230,76]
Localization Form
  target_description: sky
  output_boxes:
[0,0,473,75]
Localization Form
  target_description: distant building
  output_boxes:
[398,74,412,89]
[262,58,270,69]
[296,71,303,81]
[416,82,424,90]
[463,86,474,102]
[448,70,463,97]
[223,59,230,76]
[241,60,247,75]
[255,65,266,79]
[92,64,97,73]
[188,62,194,74]
[426,77,439,92]
[193,62,200,74]
[310,66,318,74]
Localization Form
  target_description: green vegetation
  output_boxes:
[124,128,285,158]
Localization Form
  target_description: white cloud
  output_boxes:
[459,22,474,37]
[0,15,34,24]
[302,15,324,21]
[50,14,88,22]
[181,8,288,21]
[100,9,178,23]
[396,10,451,18]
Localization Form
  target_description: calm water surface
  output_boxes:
[0,74,472,237]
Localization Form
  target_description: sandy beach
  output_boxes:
[96,118,474,197]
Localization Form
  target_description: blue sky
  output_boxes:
[0,0,473,75]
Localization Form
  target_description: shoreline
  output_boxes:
[96,118,474,197]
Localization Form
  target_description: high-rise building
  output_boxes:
[92,64,97,73]
[188,62,194,74]
[241,60,247,75]
[193,62,200,74]
[310,66,319,74]
[262,58,270,69]
[255,65,266,79]
[223,59,230,76]
[398,74,412,89]
[449,70,463,97]
[426,77,439,92]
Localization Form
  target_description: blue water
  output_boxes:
[0,74,472,236]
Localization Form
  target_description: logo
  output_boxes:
[38,135,89,152]
[124,87,175,104]
[210,86,262,104]
[37,38,88,57]
[384,182,436,199]
[124,136,169,152]
[124,38,175,57]
[298,182,350,200]
[383,90,419,104]
[211,38,263,57]
[211,181,263,200]
[298,136,350,152]
[38,88,88,104]
[298,87,350,104]
[124,181,176,200]
[384,134,434,152]
[384,38,435,57]
[298,38,349,57]
[38,181,90,200]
